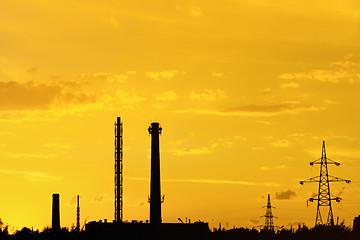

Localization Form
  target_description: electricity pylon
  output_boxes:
[263,194,275,232]
[300,141,350,226]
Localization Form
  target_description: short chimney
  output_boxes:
[52,194,60,230]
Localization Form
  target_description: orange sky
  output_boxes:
[1,0,360,232]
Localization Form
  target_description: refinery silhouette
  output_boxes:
[0,117,359,240]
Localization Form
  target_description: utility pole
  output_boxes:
[115,117,123,222]
[300,141,350,226]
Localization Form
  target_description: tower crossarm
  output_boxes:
[300,176,351,184]
[327,175,351,183]
[309,158,340,166]
[299,176,320,184]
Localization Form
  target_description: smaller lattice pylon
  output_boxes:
[262,194,275,232]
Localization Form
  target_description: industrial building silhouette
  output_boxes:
[52,119,211,239]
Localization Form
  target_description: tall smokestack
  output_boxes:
[148,122,162,224]
[52,193,60,230]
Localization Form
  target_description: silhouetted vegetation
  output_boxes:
[0,224,359,240]
[211,223,358,240]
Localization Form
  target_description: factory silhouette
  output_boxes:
[50,118,210,240]
[1,117,360,240]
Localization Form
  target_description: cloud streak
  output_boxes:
[128,177,280,187]
[178,102,321,117]
[146,70,179,81]
[5,152,55,159]
[260,165,286,171]
[279,54,360,84]
[0,168,61,181]
[156,90,178,101]
[165,147,210,156]
[189,89,227,102]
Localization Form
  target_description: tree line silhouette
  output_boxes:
[0,223,360,240]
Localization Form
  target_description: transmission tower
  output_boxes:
[115,117,123,222]
[300,141,350,226]
[263,194,275,232]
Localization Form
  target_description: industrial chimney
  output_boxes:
[148,122,163,224]
[52,193,60,230]
[76,195,80,231]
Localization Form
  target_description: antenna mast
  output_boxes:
[115,117,123,222]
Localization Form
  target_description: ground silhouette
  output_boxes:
[0,223,359,240]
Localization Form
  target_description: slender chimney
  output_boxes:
[76,195,80,231]
[52,193,60,230]
[148,122,162,223]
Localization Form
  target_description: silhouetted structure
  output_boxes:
[300,141,351,226]
[353,215,360,232]
[76,195,80,231]
[83,121,210,239]
[115,117,123,222]
[148,122,164,224]
[86,221,209,240]
[263,194,275,232]
[52,193,60,230]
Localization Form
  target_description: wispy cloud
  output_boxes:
[279,54,360,84]
[259,88,271,94]
[189,6,204,16]
[128,177,280,187]
[0,80,97,111]
[68,195,82,206]
[178,102,321,117]
[146,70,179,81]
[260,165,287,171]
[189,89,227,102]
[275,189,296,200]
[27,66,38,75]
[211,136,247,148]
[0,168,61,181]
[5,152,55,159]
[272,139,291,148]
[165,147,210,156]
[280,81,299,89]
[78,72,128,83]
[155,90,178,101]
[92,195,112,204]
[305,146,360,160]
[250,219,259,224]
[116,90,146,107]
[312,132,356,142]
[43,142,72,150]
[211,72,223,77]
